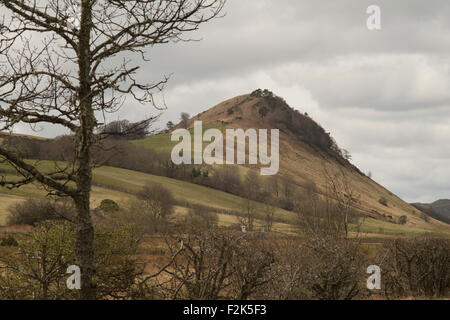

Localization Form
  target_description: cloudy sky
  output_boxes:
[15,0,450,203]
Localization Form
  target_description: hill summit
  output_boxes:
[190,89,346,159]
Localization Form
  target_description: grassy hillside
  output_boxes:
[1,94,448,236]
[131,122,225,154]
[128,93,448,232]
[1,160,448,237]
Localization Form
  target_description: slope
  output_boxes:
[0,161,446,237]
[133,90,449,233]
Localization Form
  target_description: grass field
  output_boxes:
[131,122,225,154]
[0,185,133,226]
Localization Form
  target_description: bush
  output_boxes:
[212,166,242,195]
[137,183,175,218]
[398,215,407,225]
[265,237,367,300]
[299,238,366,300]
[7,199,76,226]
[183,205,218,231]
[258,106,268,118]
[0,220,143,300]
[278,197,294,211]
[420,212,429,222]
[0,235,18,247]
[159,231,274,300]
[113,183,175,235]
[378,238,450,298]
[378,197,388,206]
[99,199,120,213]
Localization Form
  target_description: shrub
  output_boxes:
[190,167,201,179]
[378,238,450,298]
[258,106,268,118]
[212,166,242,195]
[0,235,18,247]
[114,183,175,235]
[7,199,76,226]
[378,197,388,206]
[159,231,274,300]
[300,238,366,300]
[278,197,294,211]
[266,237,367,300]
[0,220,142,300]
[99,199,120,213]
[398,215,407,225]
[183,205,218,231]
[136,183,175,218]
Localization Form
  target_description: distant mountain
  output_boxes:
[411,200,450,224]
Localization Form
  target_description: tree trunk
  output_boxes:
[74,194,96,299]
[73,95,96,300]
[74,0,96,300]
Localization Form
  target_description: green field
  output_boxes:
[131,122,225,154]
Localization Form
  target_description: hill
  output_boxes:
[411,200,450,224]
[134,90,449,233]
[1,91,449,236]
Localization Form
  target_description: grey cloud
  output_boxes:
[138,0,450,87]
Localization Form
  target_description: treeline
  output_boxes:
[0,118,152,159]
[1,132,302,212]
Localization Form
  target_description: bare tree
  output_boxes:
[265,175,279,198]
[378,238,449,298]
[213,165,242,194]
[243,170,261,200]
[99,117,158,140]
[239,197,256,231]
[157,231,274,300]
[295,167,361,239]
[0,0,225,299]
[291,165,367,300]
[262,199,275,232]
[159,231,240,299]
[136,183,175,219]
[280,175,295,199]
[239,170,262,231]
[229,233,275,299]
[321,165,360,239]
